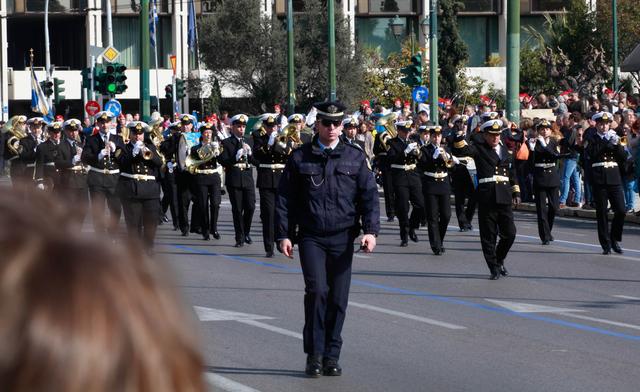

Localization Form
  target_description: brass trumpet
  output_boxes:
[377,112,398,151]
[141,147,153,160]
[2,115,28,156]
[278,124,302,147]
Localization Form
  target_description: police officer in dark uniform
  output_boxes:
[528,119,563,244]
[34,121,64,192]
[189,123,223,241]
[81,111,125,235]
[386,119,425,246]
[116,121,163,250]
[454,119,520,280]
[253,113,292,257]
[418,125,454,255]
[219,114,257,247]
[448,114,477,231]
[372,116,395,221]
[56,119,89,224]
[275,101,380,378]
[586,112,627,254]
[159,122,181,231]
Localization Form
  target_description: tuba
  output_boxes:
[377,112,398,151]
[185,141,222,174]
[278,124,302,147]
[2,115,28,156]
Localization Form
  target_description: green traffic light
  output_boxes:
[107,83,117,93]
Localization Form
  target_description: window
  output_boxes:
[202,0,223,14]
[531,0,566,12]
[25,0,87,12]
[459,0,500,14]
[458,16,498,66]
[368,0,419,14]
[356,16,419,58]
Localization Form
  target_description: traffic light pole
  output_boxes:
[429,0,438,123]
[44,0,53,110]
[139,0,151,121]
[286,0,295,115]
[328,0,337,101]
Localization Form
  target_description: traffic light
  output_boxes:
[40,80,54,97]
[164,84,173,100]
[400,53,423,88]
[114,63,127,94]
[81,68,91,90]
[93,64,105,95]
[104,63,118,95]
[53,77,65,104]
[176,78,186,100]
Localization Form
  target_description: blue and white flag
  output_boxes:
[187,0,196,53]
[30,66,50,116]
[149,0,159,48]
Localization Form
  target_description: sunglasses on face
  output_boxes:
[321,119,341,127]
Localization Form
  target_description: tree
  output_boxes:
[361,42,418,108]
[519,45,556,95]
[595,0,640,68]
[437,0,468,98]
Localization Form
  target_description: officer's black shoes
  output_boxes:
[602,248,611,255]
[499,265,509,277]
[322,358,342,376]
[440,247,446,254]
[386,216,395,222]
[202,233,210,241]
[265,250,274,258]
[489,267,500,280]
[173,225,180,231]
[432,248,441,255]
[212,231,221,240]
[234,241,244,248]
[181,229,189,237]
[305,355,323,378]
[244,235,253,244]
[467,224,473,231]
[400,240,408,247]
[549,235,554,242]
[612,242,623,254]
[542,240,550,245]
[409,229,419,243]
[191,227,202,235]
[162,214,169,223]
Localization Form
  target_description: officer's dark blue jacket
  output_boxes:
[275,136,380,239]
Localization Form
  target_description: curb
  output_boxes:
[514,202,640,225]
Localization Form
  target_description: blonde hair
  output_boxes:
[0,191,205,392]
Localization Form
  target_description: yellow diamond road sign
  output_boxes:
[101,46,120,62]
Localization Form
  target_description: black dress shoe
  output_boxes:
[305,355,323,378]
[212,231,221,240]
[489,268,500,280]
[202,233,210,241]
[612,242,623,254]
[499,265,509,276]
[459,227,467,232]
[181,229,189,237]
[162,214,169,223]
[191,227,202,235]
[265,250,274,258]
[440,247,446,254]
[322,358,342,376]
[234,241,244,248]
[602,248,611,255]
[542,240,550,245]
[244,235,253,244]
[432,248,441,255]
[549,235,554,242]
[467,225,473,231]
[409,229,419,242]
[400,240,408,247]
[387,216,395,222]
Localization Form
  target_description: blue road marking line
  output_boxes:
[173,244,640,342]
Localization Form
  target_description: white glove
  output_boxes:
[404,142,418,155]
[236,149,245,161]
[243,143,252,156]
[611,134,620,145]
[98,148,109,160]
[277,141,287,150]
[36,183,45,191]
[452,155,460,165]
[432,147,441,159]
[212,141,220,149]
[133,146,141,156]
[537,136,547,147]
[109,141,116,151]
[528,140,536,150]
[268,132,277,147]
[72,155,81,165]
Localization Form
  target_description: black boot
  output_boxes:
[322,358,342,376]
[305,355,323,378]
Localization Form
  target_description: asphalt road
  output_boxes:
[150,199,640,392]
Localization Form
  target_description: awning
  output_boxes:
[621,43,640,72]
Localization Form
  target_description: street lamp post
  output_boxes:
[389,15,403,42]
[506,0,520,123]
[612,0,619,91]
[428,0,438,123]
[287,0,295,114]
[328,0,337,101]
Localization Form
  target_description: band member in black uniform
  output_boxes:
[454,119,520,280]
[386,119,425,246]
[528,119,563,245]
[585,112,627,254]
[418,126,455,255]
[159,122,180,230]
[189,123,223,241]
[116,121,163,251]
[6,116,38,190]
[175,114,197,236]
[288,113,313,144]
[34,121,64,192]
[448,114,477,231]
[275,101,380,377]
[253,114,292,257]
[373,116,395,222]
[341,116,365,150]
[81,111,125,235]
[219,114,257,247]
[56,119,89,224]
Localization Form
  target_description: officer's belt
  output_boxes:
[44,162,56,167]
[423,171,448,178]
[195,167,223,175]
[26,163,36,168]
[120,173,156,181]
[534,163,556,168]
[8,156,18,161]
[377,152,387,156]
[478,175,510,184]
[591,161,618,168]
[68,165,85,172]
[233,163,252,169]
[259,163,286,170]
[390,164,417,171]
[88,165,120,175]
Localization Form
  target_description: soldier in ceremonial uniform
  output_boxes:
[448,114,476,231]
[453,119,520,280]
[275,101,379,377]
[585,112,627,254]
[418,126,455,255]
[288,113,313,144]
[386,119,425,246]
[189,123,223,241]
[117,121,163,250]
[174,114,198,236]
[372,118,395,222]
[528,119,563,244]
[219,114,257,247]
[159,122,181,230]
[340,116,365,150]
[3,116,31,189]
[81,111,125,235]
[252,114,292,256]
[56,119,89,224]
[34,122,64,192]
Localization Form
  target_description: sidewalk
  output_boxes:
[514,202,640,225]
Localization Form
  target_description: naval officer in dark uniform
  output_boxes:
[34,121,64,192]
[275,101,380,378]
[56,119,89,225]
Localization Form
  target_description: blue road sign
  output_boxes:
[412,86,429,103]
[104,99,122,117]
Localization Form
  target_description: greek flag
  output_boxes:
[149,0,159,48]
[30,65,50,116]
[187,0,196,53]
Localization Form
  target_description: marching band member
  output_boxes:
[448,114,476,231]
[56,118,89,224]
[159,121,181,231]
[34,121,64,192]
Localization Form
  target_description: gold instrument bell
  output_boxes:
[377,112,398,150]
[2,115,28,156]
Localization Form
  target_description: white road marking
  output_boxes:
[349,301,467,330]
[354,254,372,259]
[487,299,640,331]
[237,319,303,339]
[613,295,640,301]
[205,373,262,392]
[194,306,274,322]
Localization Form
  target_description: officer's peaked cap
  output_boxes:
[481,119,503,134]
[313,101,347,120]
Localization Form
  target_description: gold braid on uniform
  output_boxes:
[453,140,467,149]
[511,185,520,193]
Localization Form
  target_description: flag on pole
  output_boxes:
[30,65,50,116]
[149,0,159,48]
[187,0,196,53]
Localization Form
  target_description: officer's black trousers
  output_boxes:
[259,188,276,253]
[478,203,516,271]
[380,167,395,218]
[227,185,255,243]
[194,178,222,236]
[298,229,355,361]
[161,172,178,228]
[89,186,121,235]
[424,193,451,251]
[394,179,425,241]
[453,177,476,229]
[175,172,192,233]
[121,197,160,249]
[593,184,626,250]
[534,185,559,242]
